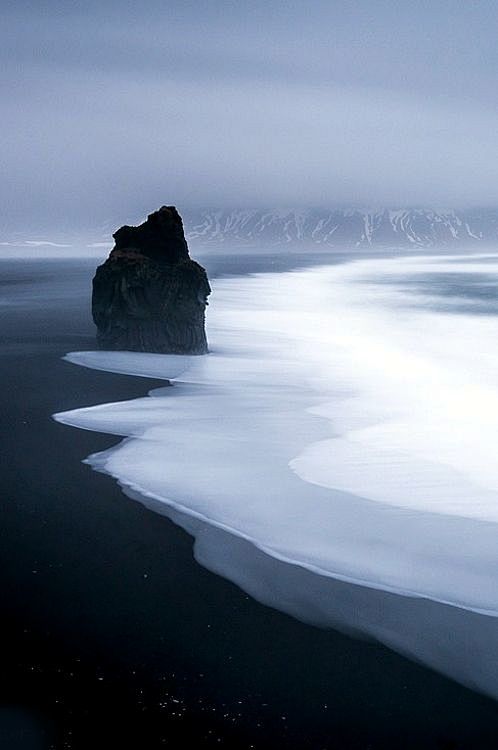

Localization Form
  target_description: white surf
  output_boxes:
[54,253,498,696]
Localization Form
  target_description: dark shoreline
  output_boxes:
[1,258,498,749]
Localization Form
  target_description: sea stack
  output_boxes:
[92,206,211,354]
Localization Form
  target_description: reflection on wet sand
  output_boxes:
[127,485,498,702]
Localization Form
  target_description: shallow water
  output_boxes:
[55,252,498,699]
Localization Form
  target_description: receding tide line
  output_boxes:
[88,466,498,618]
[53,359,498,615]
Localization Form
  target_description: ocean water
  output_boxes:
[54,252,498,699]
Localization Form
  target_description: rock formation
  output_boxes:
[92,206,210,354]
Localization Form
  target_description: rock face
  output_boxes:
[92,206,210,354]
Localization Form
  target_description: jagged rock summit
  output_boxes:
[92,206,210,354]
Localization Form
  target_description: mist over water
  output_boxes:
[55,252,498,698]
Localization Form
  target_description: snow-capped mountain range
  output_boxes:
[183,208,498,249]
[3,208,498,255]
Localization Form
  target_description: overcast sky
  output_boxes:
[3,0,498,227]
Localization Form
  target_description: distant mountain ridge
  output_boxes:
[3,207,498,255]
[183,208,498,248]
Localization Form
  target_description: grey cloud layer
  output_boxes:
[3,1,498,226]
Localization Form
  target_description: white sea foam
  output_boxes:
[55,255,498,622]
[133,495,498,700]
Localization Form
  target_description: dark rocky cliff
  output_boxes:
[92,206,210,354]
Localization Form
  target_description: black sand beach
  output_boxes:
[1,258,498,749]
